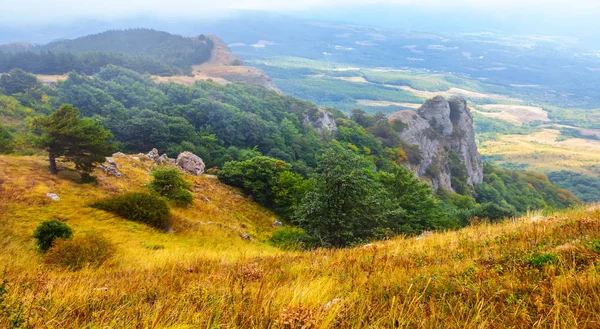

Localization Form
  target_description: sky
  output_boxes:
[1,0,599,47]
[1,0,599,22]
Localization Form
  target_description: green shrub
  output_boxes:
[44,234,115,271]
[591,240,600,253]
[466,203,518,223]
[93,192,171,229]
[148,167,193,207]
[529,253,559,268]
[33,220,73,252]
[268,227,311,250]
[0,124,14,154]
[165,189,194,207]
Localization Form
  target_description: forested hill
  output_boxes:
[0,29,214,75]
[0,66,579,240]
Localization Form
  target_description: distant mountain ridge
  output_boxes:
[0,29,214,76]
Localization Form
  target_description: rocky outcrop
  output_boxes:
[147,148,170,165]
[388,96,483,193]
[303,107,338,135]
[176,152,206,176]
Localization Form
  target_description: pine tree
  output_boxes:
[33,104,116,175]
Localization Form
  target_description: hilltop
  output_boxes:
[0,153,599,328]
[0,29,279,91]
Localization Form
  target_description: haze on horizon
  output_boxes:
[1,0,599,47]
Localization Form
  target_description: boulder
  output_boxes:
[303,107,338,135]
[176,152,205,176]
[46,193,60,201]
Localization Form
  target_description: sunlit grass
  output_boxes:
[1,154,600,328]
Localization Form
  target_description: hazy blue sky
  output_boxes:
[1,0,599,47]
[2,0,598,22]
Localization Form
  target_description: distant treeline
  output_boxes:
[0,29,214,76]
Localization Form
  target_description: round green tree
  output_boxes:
[33,220,73,253]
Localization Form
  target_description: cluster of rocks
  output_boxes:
[97,157,122,177]
[99,149,206,177]
[388,96,483,193]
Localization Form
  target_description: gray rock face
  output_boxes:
[388,96,483,193]
[176,152,205,176]
[303,107,338,135]
[147,148,170,164]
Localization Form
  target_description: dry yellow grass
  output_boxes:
[480,129,600,176]
[473,105,549,126]
[1,154,600,328]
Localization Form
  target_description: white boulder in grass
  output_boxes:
[176,152,205,176]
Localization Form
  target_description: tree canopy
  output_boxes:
[32,104,116,175]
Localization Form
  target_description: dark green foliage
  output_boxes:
[591,240,600,253]
[93,192,171,229]
[0,124,14,154]
[529,253,559,268]
[33,220,73,253]
[548,171,600,202]
[44,234,115,271]
[0,29,214,76]
[378,165,453,234]
[0,69,40,95]
[294,147,380,247]
[449,151,472,196]
[465,203,518,223]
[149,166,193,207]
[218,156,308,217]
[32,104,116,175]
[475,164,580,213]
[268,227,312,250]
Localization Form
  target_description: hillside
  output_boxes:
[152,35,280,91]
[0,29,215,76]
[1,154,599,327]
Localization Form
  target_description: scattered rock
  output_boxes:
[46,193,60,201]
[531,216,546,222]
[93,287,108,291]
[131,157,140,161]
[200,196,210,202]
[205,174,218,179]
[273,220,283,227]
[416,231,434,240]
[240,233,251,241]
[98,164,122,177]
[147,148,170,164]
[324,298,342,310]
[112,152,126,157]
[106,157,118,168]
[176,152,205,176]
[167,228,175,234]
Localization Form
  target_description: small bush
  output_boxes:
[149,167,193,207]
[529,253,559,268]
[33,220,73,252]
[44,234,115,271]
[165,189,194,207]
[93,192,171,229]
[80,173,98,185]
[269,227,312,250]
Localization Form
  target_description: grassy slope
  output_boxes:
[1,155,600,328]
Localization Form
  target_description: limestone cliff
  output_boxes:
[303,107,338,135]
[388,96,483,193]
